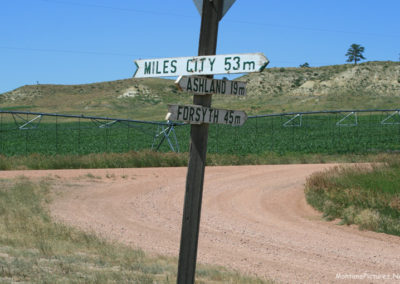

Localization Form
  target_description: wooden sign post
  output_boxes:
[132,1,268,283]
[177,1,224,283]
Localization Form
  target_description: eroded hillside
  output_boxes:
[1,61,399,120]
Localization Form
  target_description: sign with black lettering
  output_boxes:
[176,76,246,96]
[166,104,247,126]
[133,53,268,78]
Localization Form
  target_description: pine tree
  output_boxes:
[345,44,366,65]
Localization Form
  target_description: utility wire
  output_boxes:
[0,46,336,66]
[4,0,398,63]
[224,19,400,38]
[36,0,400,39]
[0,46,153,58]
[39,0,193,18]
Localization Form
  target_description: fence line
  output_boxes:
[0,109,399,156]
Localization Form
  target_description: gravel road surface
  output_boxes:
[2,165,399,283]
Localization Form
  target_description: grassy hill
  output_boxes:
[1,61,399,120]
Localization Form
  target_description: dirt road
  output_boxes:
[2,165,399,283]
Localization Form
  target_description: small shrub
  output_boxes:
[379,215,400,235]
[342,206,358,225]
[299,62,310,68]
[293,77,304,87]
[354,209,380,231]
[322,200,341,220]
[85,173,101,179]
[389,196,400,211]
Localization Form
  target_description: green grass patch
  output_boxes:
[0,177,268,283]
[305,158,400,235]
[1,151,399,170]
[0,106,37,111]
[0,151,189,170]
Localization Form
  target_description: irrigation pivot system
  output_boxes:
[0,110,182,154]
[1,109,399,156]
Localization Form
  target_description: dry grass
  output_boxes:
[305,158,400,235]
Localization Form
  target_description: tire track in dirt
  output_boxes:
[2,165,399,283]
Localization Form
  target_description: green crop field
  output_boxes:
[0,121,159,156]
[1,111,399,156]
[207,113,400,155]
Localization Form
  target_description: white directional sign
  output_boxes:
[176,76,246,96]
[133,53,268,78]
[166,104,247,126]
[193,0,236,19]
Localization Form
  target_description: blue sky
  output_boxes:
[1,0,399,94]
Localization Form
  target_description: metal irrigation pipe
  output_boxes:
[0,110,185,127]
[248,108,400,119]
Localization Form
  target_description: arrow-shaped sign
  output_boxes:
[193,0,236,19]
[133,53,268,78]
[176,76,247,96]
[166,104,247,126]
